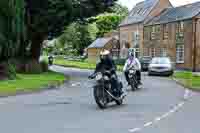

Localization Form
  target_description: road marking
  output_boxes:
[178,102,184,107]
[128,89,190,132]
[144,122,153,127]
[129,128,141,132]
[71,82,81,87]
[155,117,161,121]
[184,89,190,100]
[160,112,170,119]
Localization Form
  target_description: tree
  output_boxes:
[56,3,128,56]
[88,3,128,37]
[94,13,123,37]
[108,3,128,17]
[0,0,25,62]
[25,0,117,61]
[57,22,98,55]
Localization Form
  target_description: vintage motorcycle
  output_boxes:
[128,68,139,91]
[89,70,125,109]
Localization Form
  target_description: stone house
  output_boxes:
[143,2,200,71]
[87,37,120,62]
[119,0,172,59]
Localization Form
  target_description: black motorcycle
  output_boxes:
[89,70,125,109]
[128,68,139,91]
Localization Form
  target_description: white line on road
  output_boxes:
[128,89,190,132]
[155,117,161,121]
[129,128,141,132]
[184,89,190,100]
[71,82,81,87]
[144,122,153,127]
[160,112,170,119]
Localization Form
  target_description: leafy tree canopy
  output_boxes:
[26,0,117,39]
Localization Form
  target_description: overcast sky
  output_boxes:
[118,0,200,10]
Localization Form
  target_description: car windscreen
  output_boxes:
[141,57,151,62]
[151,58,170,64]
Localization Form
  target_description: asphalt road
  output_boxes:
[0,65,199,133]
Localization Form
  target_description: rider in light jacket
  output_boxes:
[123,50,142,85]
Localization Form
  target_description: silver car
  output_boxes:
[148,57,174,76]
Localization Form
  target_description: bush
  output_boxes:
[40,60,48,72]
[24,60,42,74]
[0,61,17,80]
[7,62,17,80]
[114,59,126,65]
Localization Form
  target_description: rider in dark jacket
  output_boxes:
[89,50,123,96]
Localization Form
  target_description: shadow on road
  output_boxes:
[24,101,72,108]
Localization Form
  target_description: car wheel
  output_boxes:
[169,71,174,77]
[148,72,151,76]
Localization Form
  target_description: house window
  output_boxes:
[132,32,140,46]
[149,48,156,57]
[176,45,184,63]
[176,22,184,43]
[151,25,160,40]
[160,48,167,57]
[177,21,184,33]
[143,48,148,56]
[163,24,168,40]
[135,48,140,58]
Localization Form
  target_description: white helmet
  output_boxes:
[100,49,110,56]
[128,48,135,58]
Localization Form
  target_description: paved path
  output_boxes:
[0,65,199,133]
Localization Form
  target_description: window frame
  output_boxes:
[160,48,167,57]
[149,48,156,57]
[151,25,160,40]
[163,24,169,40]
[176,45,184,63]
[135,48,140,58]
[176,21,184,40]
[132,31,140,47]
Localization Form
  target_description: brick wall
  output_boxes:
[144,20,194,70]
[119,24,143,58]
[195,18,200,71]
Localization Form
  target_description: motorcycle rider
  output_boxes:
[123,49,142,86]
[89,49,124,96]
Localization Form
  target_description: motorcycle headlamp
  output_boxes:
[96,73,103,81]
[129,70,135,74]
[104,75,109,80]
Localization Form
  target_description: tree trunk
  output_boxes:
[30,33,44,61]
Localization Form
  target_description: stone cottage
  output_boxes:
[119,0,172,58]
[143,2,200,71]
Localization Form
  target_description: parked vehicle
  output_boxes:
[148,57,174,76]
[139,56,152,71]
[89,70,125,109]
[128,67,139,91]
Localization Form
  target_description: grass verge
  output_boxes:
[173,71,200,91]
[0,71,66,96]
[54,59,123,71]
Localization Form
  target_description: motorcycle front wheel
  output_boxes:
[115,99,123,105]
[93,86,108,109]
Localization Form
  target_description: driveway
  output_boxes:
[0,65,199,133]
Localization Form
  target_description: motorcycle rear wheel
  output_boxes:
[130,78,138,91]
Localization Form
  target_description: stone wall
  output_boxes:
[144,20,194,70]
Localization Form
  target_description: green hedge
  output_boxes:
[114,59,126,65]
